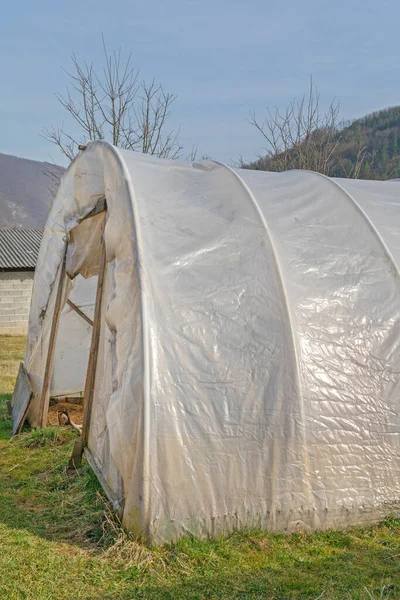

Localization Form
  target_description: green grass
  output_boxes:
[1,335,400,599]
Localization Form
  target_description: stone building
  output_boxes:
[0,229,42,335]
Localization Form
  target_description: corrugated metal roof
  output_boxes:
[0,229,43,269]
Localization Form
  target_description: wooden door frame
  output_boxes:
[38,244,68,428]
[38,198,107,430]
[69,227,107,467]
[81,235,107,445]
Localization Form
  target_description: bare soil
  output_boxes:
[47,401,84,426]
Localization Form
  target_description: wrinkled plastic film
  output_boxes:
[24,142,400,543]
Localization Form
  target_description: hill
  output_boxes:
[244,106,400,180]
[0,153,64,229]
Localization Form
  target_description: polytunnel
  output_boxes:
[18,140,400,543]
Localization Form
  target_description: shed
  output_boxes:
[20,141,400,543]
[0,228,43,334]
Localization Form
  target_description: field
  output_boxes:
[0,335,400,599]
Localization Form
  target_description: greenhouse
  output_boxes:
[17,140,400,543]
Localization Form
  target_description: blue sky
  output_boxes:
[1,0,400,165]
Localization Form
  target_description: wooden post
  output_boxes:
[39,245,67,428]
[81,236,107,447]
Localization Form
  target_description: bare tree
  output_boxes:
[43,36,185,162]
[246,79,375,178]
[247,79,342,175]
[338,142,376,179]
[42,161,64,197]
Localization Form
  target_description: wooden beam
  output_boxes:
[67,299,94,327]
[69,436,84,469]
[11,363,33,435]
[81,236,107,447]
[39,245,67,428]
[83,447,123,515]
[78,197,106,223]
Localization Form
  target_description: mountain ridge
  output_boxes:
[0,153,64,229]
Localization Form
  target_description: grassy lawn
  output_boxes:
[0,335,400,599]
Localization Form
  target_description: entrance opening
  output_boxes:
[41,200,106,432]
[47,274,97,426]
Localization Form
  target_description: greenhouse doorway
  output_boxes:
[38,199,107,439]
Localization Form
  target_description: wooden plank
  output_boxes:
[67,299,94,327]
[81,236,107,446]
[78,197,106,223]
[50,393,83,404]
[38,245,67,428]
[68,436,84,469]
[11,363,33,435]
[83,447,123,515]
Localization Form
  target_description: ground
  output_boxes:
[1,335,400,599]
[47,400,84,426]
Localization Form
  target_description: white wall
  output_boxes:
[0,271,34,335]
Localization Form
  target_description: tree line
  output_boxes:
[43,38,400,181]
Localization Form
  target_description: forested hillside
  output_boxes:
[245,106,400,180]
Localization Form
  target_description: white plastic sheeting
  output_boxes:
[50,274,97,397]
[24,141,400,543]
